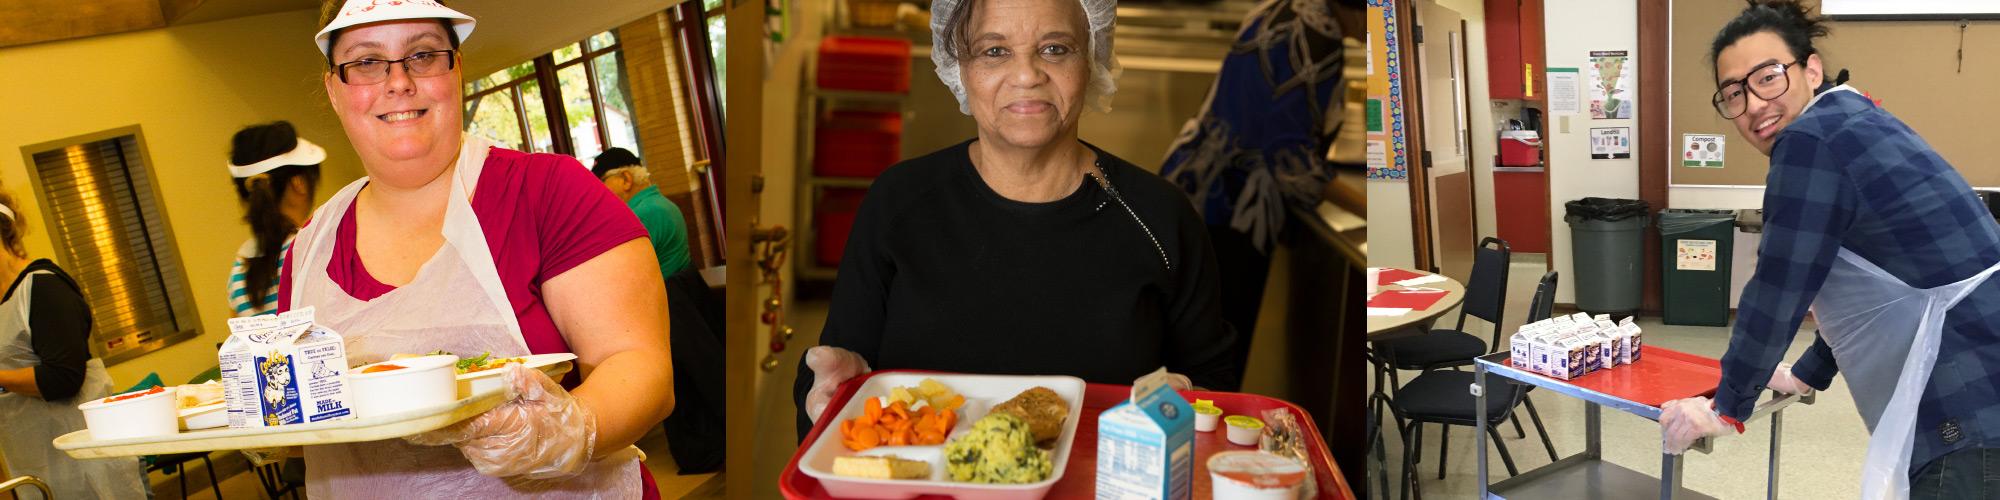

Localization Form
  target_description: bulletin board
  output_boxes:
[1367,0,1408,180]
[1670,0,2000,187]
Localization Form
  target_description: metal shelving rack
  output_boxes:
[794,1,912,281]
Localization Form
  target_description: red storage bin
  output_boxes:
[814,111,902,178]
[1499,131,1542,167]
[817,36,911,93]
[816,188,868,267]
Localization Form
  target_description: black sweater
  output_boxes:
[795,140,1240,439]
[4,259,94,401]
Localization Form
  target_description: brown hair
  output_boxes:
[0,192,27,259]
[1710,0,1832,79]
[318,0,462,67]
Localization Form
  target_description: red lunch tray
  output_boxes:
[781,370,1356,499]
[1367,290,1448,311]
[1509,345,1722,408]
[1375,268,1426,285]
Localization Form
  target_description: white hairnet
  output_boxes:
[930,0,1122,115]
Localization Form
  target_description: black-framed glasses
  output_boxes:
[1712,59,1798,119]
[334,50,457,85]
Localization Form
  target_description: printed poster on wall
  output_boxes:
[1677,240,1718,271]
[1683,134,1726,168]
[1547,67,1581,115]
[1590,127,1631,159]
[1588,50,1633,119]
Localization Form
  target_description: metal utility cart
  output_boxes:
[1473,347,1812,499]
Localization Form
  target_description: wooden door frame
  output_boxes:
[1399,0,1435,272]
[1638,0,1668,314]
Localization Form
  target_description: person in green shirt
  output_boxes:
[593,148,691,278]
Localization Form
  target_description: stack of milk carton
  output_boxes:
[1507,313,1644,380]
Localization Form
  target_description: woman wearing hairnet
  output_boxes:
[0,193,146,499]
[279,0,674,497]
[795,0,1240,437]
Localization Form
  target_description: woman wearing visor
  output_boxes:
[794,0,1239,437]
[226,121,322,318]
[278,0,675,497]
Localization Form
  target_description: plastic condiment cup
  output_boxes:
[349,354,458,418]
[1224,415,1264,446]
[78,386,179,440]
[1194,403,1223,432]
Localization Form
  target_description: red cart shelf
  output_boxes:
[781,370,1356,499]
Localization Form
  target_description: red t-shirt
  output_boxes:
[278,147,649,355]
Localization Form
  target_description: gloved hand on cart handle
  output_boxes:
[1767,362,1814,396]
[804,346,872,424]
[1660,396,1737,455]
[407,363,597,480]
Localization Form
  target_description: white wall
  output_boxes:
[1543,0,1640,303]
[1369,180,1418,270]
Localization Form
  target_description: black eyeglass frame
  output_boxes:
[334,49,459,85]
[1712,58,1802,119]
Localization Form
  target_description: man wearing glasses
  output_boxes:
[1657,2,2000,498]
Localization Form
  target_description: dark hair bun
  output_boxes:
[230,121,301,168]
[1711,0,1831,74]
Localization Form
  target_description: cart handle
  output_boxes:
[0,476,51,499]
[1689,390,1814,454]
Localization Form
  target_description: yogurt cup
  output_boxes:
[1208,451,1307,499]
[349,354,458,418]
[1225,415,1265,446]
[78,386,179,440]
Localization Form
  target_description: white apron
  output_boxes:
[1803,85,2000,500]
[291,136,641,498]
[0,268,146,499]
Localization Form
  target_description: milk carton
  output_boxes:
[1596,319,1631,365]
[1619,317,1645,363]
[1570,312,1594,324]
[1509,327,1535,371]
[220,307,353,428]
[1576,322,1613,370]
[1097,368,1195,500]
[1594,314,1612,323]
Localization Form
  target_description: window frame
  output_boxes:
[463,32,633,158]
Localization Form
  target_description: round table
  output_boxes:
[1365,268,1466,340]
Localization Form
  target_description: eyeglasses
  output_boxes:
[334,50,457,85]
[1712,59,1798,119]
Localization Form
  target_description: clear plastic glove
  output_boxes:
[1767,362,1814,395]
[1659,396,1734,455]
[407,363,597,480]
[804,346,871,424]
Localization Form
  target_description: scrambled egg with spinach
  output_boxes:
[944,413,1053,484]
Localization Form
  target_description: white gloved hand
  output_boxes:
[406,364,596,480]
[1659,397,1735,455]
[1767,362,1814,395]
[804,346,871,424]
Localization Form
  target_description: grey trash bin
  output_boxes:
[1565,198,1650,315]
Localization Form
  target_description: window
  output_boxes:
[704,0,726,111]
[463,30,641,160]
[26,131,200,364]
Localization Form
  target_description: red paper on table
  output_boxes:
[1375,268,1426,285]
[1368,290,1448,310]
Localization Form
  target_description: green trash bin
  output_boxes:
[1659,209,1738,326]
[1565,198,1650,315]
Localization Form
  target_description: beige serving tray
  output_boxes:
[55,359,575,459]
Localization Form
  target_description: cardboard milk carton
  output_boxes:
[1619,317,1645,363]
[1596,319,1631,365]
[220,307,353,428]
[1097,368,1195,500]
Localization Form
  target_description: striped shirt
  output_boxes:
[228,236,291,318]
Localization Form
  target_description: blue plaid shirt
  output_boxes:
[1715,88,2000,476]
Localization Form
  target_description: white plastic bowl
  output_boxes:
[78,386,179,440]
[180,402,227,431]
[349,354,458,418]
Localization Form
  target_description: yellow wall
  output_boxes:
[0,9,366,387]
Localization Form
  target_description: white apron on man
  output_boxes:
[290,135,641,498]
[1805,85,2000,499]
[0,269,147,498]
